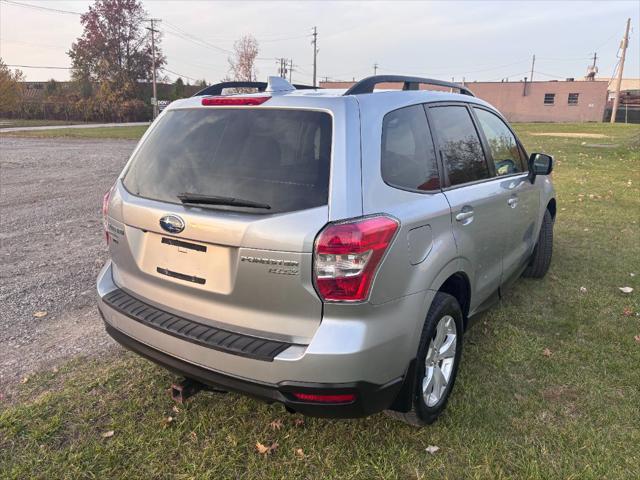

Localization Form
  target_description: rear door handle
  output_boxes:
[455,207,474,224]
[507,197,518,208]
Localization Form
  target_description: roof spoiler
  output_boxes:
[193,79,320,97]
[343,75,475,97]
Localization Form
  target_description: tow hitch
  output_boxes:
[170,378,227,403]
[170,378,204,404]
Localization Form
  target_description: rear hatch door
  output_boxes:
[107,105,333,343]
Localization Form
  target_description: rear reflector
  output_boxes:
[291,392,356,403]
[201,96,270,106]
[313,215,399,302]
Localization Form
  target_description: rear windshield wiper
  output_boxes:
[177,193,271,210]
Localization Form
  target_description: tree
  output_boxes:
[227,35,259,82]
[68,0,164,99]
[0,58,24,113]
[45,79,58,97]
[172,77,185,99]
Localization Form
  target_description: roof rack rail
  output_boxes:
[343,75,475,97]
[193,81,319,97]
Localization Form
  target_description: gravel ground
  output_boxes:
[0,136,137,399]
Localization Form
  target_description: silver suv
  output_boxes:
[97,75,555,426]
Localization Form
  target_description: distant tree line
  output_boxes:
[1,0,260,122]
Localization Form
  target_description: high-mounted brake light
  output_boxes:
[291,392,356,404]
[313,215,399,302]
[201,96,271,106]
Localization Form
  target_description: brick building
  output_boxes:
[320,79,610,123]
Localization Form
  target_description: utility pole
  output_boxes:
[610,17,631,124]
[276,58,287,78]
[146,18,161,119]
[373,63,378,75]
[530,54,535,83]
[591,52,598,70]
[289,59,294,83]
[311,26,318,87]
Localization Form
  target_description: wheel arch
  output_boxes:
[435,272,471,329]
[547,197,556,221]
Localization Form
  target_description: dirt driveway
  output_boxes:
[0,137,136,397]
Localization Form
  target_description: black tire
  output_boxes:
[523,209,553,279]
[385,292,464,427]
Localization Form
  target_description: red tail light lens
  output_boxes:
[291,392,356,403]
[313,215,399,302]
[201,96,270,106]
[102,185,114,244]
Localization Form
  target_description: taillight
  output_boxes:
[102,185,114,244]
[201,96,270,106]
[313,215,399,302]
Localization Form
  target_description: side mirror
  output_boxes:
[528,153,553,183]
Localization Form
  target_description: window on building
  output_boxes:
[544,93,555,105]
[429,106,490,186]
[381,105,440,191]
[473,108,524,176]
[568,93,579,105]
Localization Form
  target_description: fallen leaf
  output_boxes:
[630,273,636,277]
[619,287,634,294]
[189,431,197,442]
[269,419,283,431]
[579,286,587,294]
[635,335,640,344]
[293,418,305,427]
[622,307,634,317]
[20,376,29,384]
[161,416,174,427]
[256,441,278,455]
[52,366,59,373]
[172,405,181,414]
[33,311,47,318]
[542,348,553,358]
[514,393,526,402]
[101,430,114,438]
[294,448,305,458]
[425,445,440,455]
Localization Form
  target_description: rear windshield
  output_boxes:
[123,108,332,214]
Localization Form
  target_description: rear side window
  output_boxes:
[474,108,523,176]
[381,105,440,191]
[429,106,490,186]
[123,109,332,214]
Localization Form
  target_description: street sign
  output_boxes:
[157,100,171,111]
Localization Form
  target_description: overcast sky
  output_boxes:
[1,0,638,85]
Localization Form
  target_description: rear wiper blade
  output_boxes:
[177,193,271,210]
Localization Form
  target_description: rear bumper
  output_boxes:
[103,320,402,418]
[98,260,431,417]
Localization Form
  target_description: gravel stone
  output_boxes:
[0,136,137,397]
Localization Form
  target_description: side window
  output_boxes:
[474,108,523,176]
[428,106,490,186]
[381,105,440,191]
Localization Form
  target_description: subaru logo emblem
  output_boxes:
[159,214,185,234]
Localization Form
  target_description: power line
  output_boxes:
[161,67,198,83]
[0,0,81,16]
[6,64,71,69]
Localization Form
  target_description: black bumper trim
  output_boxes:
[102,288,291,362]
[103,320,404,418]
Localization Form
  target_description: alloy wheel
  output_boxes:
[422,315,458,407]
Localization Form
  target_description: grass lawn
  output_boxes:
[0,118,90,128]
[1,123,639,479]
[0,125,149,140]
